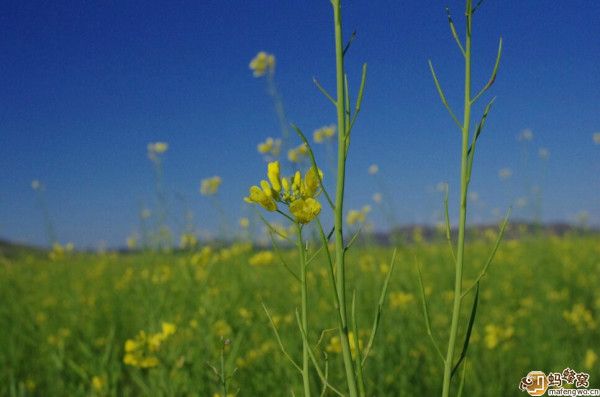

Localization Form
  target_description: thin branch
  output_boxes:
[416,260,446,363]
[428,60,463,130]
[471,37,502,104]
[262,303,302,373]
[446,7,465,56]
[361,249,397,367]
[461,207,511,298]
[313,77,337,106]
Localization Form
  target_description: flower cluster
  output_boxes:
[257,137,282,158]
[123,322,176,368]
[200,176,222,196]
[147,142,168,162]
[313,124,336,143]
[287,143,309,163]
[347,205,371,226]
[249,51,275,77]
[244,161,323,224]
[249,250,275,266]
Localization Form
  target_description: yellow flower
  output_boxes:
[239,217,250,229]
[368,164,379,175]
[389,291,415,309]
[257,137,282,157]
[267,161,282,192]
[147,142,168,162]
[584,349,598,370]
[484,324,514,349]
[161,322,176,337]
[249,250,275,266]
[200,176,222,196]
[287,143,309,163]
[290,198,321,224]
[245,185,277,211]
[313,124,336,143]
[179,233,198,249]
[245,162,323,224]
[249,51,275,77]
[148,142,168,154]
[347,205,371,226]
[326,332,363,358]
[91,375,106,391]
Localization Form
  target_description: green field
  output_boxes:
[1,234,598,396]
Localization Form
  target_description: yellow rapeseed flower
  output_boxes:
[249,51,275,77]
[147,142,168,161]
[347,205,371,226]
[257,137,282,157]
[313,124,336,143]
[91,375,106,391]
[289,198,321,224]
[584,349,598,370]
[287,143,309,163]
[200,176,222,196]
[249,250,275,266]
[239,217,250,229]
[245,161,323,224]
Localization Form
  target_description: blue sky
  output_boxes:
[1,0,599,248]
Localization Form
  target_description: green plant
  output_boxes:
[424,1,510,395]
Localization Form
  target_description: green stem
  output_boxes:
[297,225,311,397]
[442,2,472,396]
[332,1,359,396]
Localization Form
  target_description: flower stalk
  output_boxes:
[332,0,359,396]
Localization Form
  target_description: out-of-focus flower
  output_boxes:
[498,168,512,181]
[326,332,363,358]
[313,124,336,143]
[123,322,176,368]
[584,349,598,370]
[287,143,309,163]
[200,176,222,196]
[249,250,275,266]
[389,291,415,309]
[126,234,138,249]
[538,147,550,160]
[347,205,371,226]
[515,197,528,208]
[593,132,600,145]
[518,128,534,142]
[249,51,275,77]
[239,217,250,229]
[257,137,282,158]
[91,375,106,392]
[31,180,41,190]
[147,142,168,161]
[372,193,382,204]
[368,164,379,175]
[179,233,198,249]
[140,208,151,219]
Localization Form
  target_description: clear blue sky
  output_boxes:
[1,0,599,248]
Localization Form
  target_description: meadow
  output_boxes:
[3,0,599,396]
[1,233,598,396]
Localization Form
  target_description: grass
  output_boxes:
[1,233,598,396]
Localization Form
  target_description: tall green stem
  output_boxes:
[442,2,472,396]
[297,225,311,397]
[332,1,359,396]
